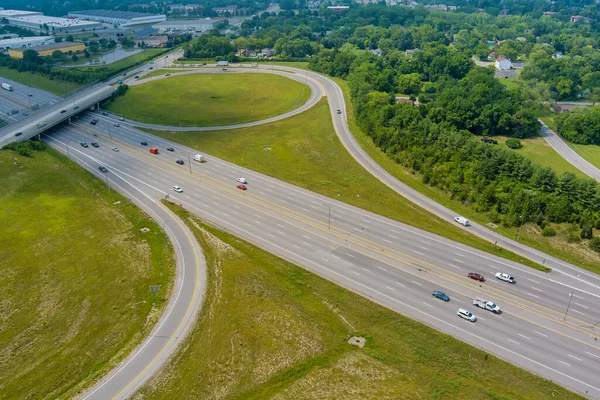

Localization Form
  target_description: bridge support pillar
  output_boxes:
[96,103,100,110]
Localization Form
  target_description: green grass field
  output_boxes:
[135,204,579,400]
[0,66,79,96]
[0,146,174,399]
[75,48,164,72]
[330,77,600,273]
[569,142,600,170]
[144,98,545,271]
[108,73,311,127]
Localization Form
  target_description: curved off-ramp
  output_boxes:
[117,68,324,132]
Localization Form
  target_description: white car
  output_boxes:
[112,147,119,152]
[495,272,515,284]
[454,216,469,226]
[119,117,124,121]
[457,308,477,322]
[173,186,183,193]
[114,123,120,127]
[237,177,248,184]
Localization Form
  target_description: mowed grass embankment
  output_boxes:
[135,204,579,400]
[329,77,600,274]
[144,98,545,271]
[0,145,174,399]
[0,66,79,96]
[107,73,311,126]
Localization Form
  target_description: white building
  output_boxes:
[495,57,512,70]
[0,9,43,18]
[68,10,166,26]
[152,19,218,32]
[7,15,103,33]
[0,36,55,51]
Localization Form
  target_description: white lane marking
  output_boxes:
[507,338,519,345]
[450,297,461,302]
[276,230,285,236]
[452,258,465,264]
[527,292,540,299]
[395,282,406,288]
[303,242,312,247]
[558,360,571,367]
[277,223,285,228]
[533,331,548,338]
[223,212,230,217]
[352,271,360,276]
[586,351,600,359]
[253,213,261,218]
[259,191,265,195]
[411,280,423,286]
[531,287,544,292]
[244,222,251,227]
[574,302,589,309]
[254,220,261,225]
[518,334,531,340]
[321,257,329,262]
[388,234,398,239]
[422,302,433,308]
[421,241,431,246]
[281,200,288,204]
[571,309,585,315]
[386,286,395,291]
[286,196,294,200]
[382,239,392,244]
[361,219,370,223]
[420,246,429,251]
[302,234,310,239]
[454,252,465,257]
[477,316,485,321]
[268,233,275,238]
[202,203,209,208]
[568,354,582,362]
[233,211,239,215]
[361,267,369,272]
[233,205,239,209]
[293,244,300,249]
[332,255,341,260]
[449,264,461,270]
[345,253,355,258]
[301,208,310,213]
[391,229,399,234]
[572,294,584,300]
[414,251,424,256]
[528,278,540,284]
[377,265,386,271]
[266,188,273,192]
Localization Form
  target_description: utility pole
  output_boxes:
[188,153,192,174]
[564,292,573,321]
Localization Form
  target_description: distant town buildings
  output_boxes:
[495,57,512,70]
[68,10,166,26]
[8,41,85,58]
[0,36,55,52]
[327,6,350,13]
[4,14,102,33]
[570,15,591,23]
[169,4,204,12]
[211,5,238,15]
[136,35,168,47]
[152,19,219,33]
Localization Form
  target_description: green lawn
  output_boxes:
[0,66,79,96]
[144,98,545,272]
[138,69,188,79]
[498,77,521,91]
[136,204,580,400]
[0,145,174,399]
[74,48,165,72]
[330,77,600,274]
[569,142,600,170]
[108,73,311,127]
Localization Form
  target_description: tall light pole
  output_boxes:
[564,292,573,321]
[188,153,192,174]
[107,121,112,141]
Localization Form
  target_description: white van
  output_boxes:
[454,216,470,226]
[216,60,229,66]
[193,154,206,163]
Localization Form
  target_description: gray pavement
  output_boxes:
[539,120,600,182]
[0,76,59,125]
[45,110,600,398]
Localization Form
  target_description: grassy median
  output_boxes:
[107,73,311,127]
[144,98,546,271]
[136,204,579,400]
[0,145,174,399]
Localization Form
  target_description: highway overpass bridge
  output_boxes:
[0,84,116,148]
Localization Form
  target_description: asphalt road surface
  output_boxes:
[0,76,59,125]
[44,109,600,398]
[539,120,600,182]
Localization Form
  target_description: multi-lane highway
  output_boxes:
[45,104,600,398]
[0,76,59,124]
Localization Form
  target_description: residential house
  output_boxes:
[495,57,511,70]
[571,15,591,23]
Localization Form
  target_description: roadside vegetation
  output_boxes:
[136,203,579,400]
[144,98,545,271]
[0,143,174,399]
[107,73,310,127]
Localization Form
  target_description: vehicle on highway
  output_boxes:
[176,159,184,165]
[141,141,148,146]
[98,166,108,173]
[91,142,99,148]
[15,132,22,137]
[37,122,46,128]
[1,83,13,91]
[337,109,342,114]
[60,109,66,113]
[119,117,124,121]
[467,272,485,282]
[472,297,500,313]
[112,147,119,152]
[28,93,32,97]
[193,154,206,163]
[237,177,248,184]
[432,290,450,301]
[454,216,470,226]
[22,112,28,116]
[114,123,120,127]
[457,308,477,322]
[495,272,515,284]
[149,67,153,70]
[81,142,89,148]
[237,184,247,191]
[173,185,183,193]
[165,73,171,76]
[167,147,174,152]
[222,68,227,71]
[135,75,139,79]
[74,106,79,110]
[150,147,159,154]
[102,112,108,116]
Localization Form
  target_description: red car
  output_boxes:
[236,184,247,191]
[467,273,485,282]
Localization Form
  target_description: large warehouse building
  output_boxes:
[8,41,85,58]
[0,36,55,51]
[152,19,219,33]
[0,9,42,18]
[6,15,102,33]
[68,10,166,26]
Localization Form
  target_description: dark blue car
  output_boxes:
[432,290,450,301]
